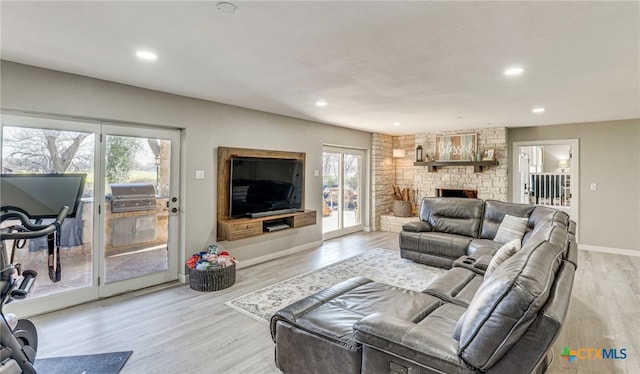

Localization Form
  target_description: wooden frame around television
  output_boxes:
[216,146,306,224]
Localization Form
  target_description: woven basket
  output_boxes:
[393,200,412,217]
[187,263,236,292]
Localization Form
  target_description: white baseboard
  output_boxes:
[579,244,640,257]
[236,240,324,269]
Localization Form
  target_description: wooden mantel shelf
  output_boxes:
[414,160,499,172]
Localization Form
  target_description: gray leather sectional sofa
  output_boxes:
[270,198,577,374]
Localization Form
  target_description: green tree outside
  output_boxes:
[106,136,141,183]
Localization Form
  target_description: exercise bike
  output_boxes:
[0,206,69,374]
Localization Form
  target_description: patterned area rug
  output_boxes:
[225,248,446,324]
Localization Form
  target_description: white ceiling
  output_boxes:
[1,1,639,135]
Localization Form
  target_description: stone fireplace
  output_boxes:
[414,127,508,202]
[372,127,508,232]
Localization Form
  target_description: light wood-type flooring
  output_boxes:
[31,231,639,373]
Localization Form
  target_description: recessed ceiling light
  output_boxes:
[315,100,328,107]
[504,67,525,76]
[392,122,401,126]
[532,107,545,113]
[136,51,157,60]
[217,2,237,14]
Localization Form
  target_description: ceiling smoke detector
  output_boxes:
[217,2,237,15]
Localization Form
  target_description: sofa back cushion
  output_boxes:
[457,230,566,370]
[419,197,484,238]
[488,260,575,373]
[523,207,570,242]
[480,200,535,239]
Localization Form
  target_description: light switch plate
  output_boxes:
[195,170,205,180]
[590,183,597,191]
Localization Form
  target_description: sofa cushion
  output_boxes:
[410,232,472,259]
[354,303,471,374]
[524,207,570,242]
[467,239,501,257]
[402,220,432,233]
[271,277,443,373]
[480,200,534,239]
[419,197,484,238]
[493,214,528,244]
[273,277,442,346]
[488,261,575,373]
[457,239,565,370]
[485,239,522,276]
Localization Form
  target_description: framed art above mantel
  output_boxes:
[435,133,477,161]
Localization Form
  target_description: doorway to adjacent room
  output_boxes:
[512,139,579,237]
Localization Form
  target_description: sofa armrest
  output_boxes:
[472,255,492,271]
[471,245,497,258]
[354,313,469,373]
[452,254,491,275]
[402,221,432,233]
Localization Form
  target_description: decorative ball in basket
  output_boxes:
[186,243,238,292]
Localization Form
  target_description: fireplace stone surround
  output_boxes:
[372,127,508,231]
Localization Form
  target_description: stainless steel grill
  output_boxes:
[110,183,157,213]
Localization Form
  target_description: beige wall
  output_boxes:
[0,61,373,271]
[509,119,640,252]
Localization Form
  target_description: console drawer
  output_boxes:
[222,221,262,241]
[293,211,316,228]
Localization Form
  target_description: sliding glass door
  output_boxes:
[99,125,180,297]
[1,112,181,315]
[322,146,364,239]
[1,114,99,315]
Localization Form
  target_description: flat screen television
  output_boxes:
[230,157,303,218]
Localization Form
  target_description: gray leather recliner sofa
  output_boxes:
[270,198,577,374]
[400,197,576,269]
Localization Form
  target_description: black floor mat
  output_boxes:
[34,351,132,374]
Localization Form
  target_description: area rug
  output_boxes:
[225,248,446,324]
[34,351,132,374]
